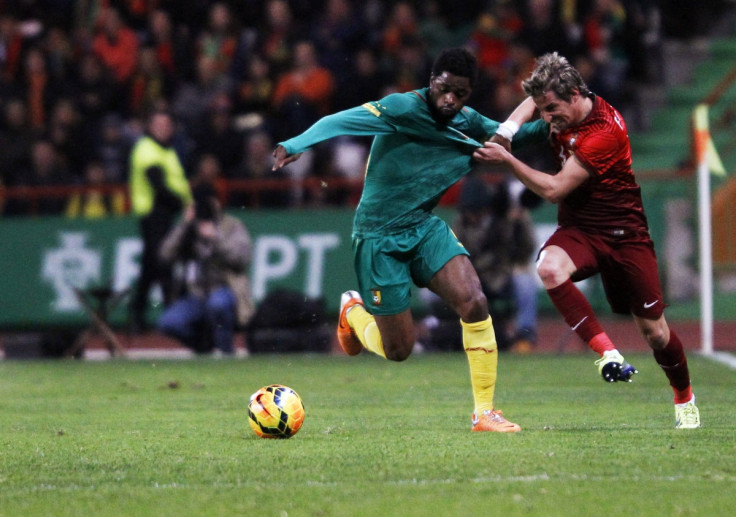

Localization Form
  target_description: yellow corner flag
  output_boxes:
[693,103,726,176]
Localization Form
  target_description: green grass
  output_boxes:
[1,352,735,517]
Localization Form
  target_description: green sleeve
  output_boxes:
[279,106,395,154]
[512,119,549,149]
[466,110,548,149]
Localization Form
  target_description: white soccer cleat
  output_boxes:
[675,397,701,429]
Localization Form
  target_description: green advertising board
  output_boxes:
[0,209,359,328]
[0,207,592,330]
[0,177,703,330]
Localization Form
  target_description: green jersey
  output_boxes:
[279,87,547,238]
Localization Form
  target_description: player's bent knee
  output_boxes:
[536,261,562,286]
[383,341,413,362]
[640,326,668,350]
[646,331,668,350]
[457,291,488,322]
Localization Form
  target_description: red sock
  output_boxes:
[589,333,616,356]
[547,279,605,344]
[652,330,692,403]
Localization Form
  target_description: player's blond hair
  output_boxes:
[521,52,590,102]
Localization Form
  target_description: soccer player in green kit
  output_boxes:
[273,48,547,432]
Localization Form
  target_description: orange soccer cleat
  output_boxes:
[337,290,364,356]
[471,409,522,433]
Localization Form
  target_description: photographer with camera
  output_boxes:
[156,185,254,355]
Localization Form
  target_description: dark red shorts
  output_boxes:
[542,226,665,318]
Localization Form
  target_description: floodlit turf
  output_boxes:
[1,352,734,517]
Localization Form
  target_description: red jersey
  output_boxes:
[550,95,650,237]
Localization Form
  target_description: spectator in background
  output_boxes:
[127,46,174,117]
[94,113,133,184]
[117,0,157,34]
[71,52,118,135]
[171,53,233,136]
[257,0,301,77]
[91,6,140,89]
[66,160,126,218]
[47,98,88,177]
[191,93,243,175]
[388,36,430,93]
[0,13,26,84]
[504,40,538,90]
[141,8,192,82]
[581,0,629,107]
[519,0,576,58]
[309,0,366,85]
[42,26,75,84]
[505,178,542,352]
[0,98,33,188]
[333,47,385,112]
[5,138,78,216]
[189,153,225,201]
[271,39,335,141]
[20,45,55,130]
[468,5,522,74]
[233,53,274,119]
[158,185,254,355]
[417,0,456,58]
[128,109,192,333]
[381,2,419,59]
[195,2,244,79]
[228,129,290,209]
[486,81,526,122]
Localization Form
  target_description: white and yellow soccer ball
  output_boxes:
[247,384,305,439]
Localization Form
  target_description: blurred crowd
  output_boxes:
[0,0,723,216]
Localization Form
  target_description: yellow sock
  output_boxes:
[347,305,386,358]
[461,316,498,413]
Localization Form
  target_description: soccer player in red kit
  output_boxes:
[474,52,700,429]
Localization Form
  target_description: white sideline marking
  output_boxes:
[85,348,196,361]
[700,351,736,369]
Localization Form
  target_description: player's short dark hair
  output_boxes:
[522,52,590,102]
[432,47,478,87]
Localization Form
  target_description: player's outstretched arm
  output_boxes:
[272,145,302,171]
[489,97,546,151]
[473,142,588,204]
[272,104,396,171]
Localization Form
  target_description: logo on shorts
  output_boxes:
[643,300,659,309]
[371,290,382,305]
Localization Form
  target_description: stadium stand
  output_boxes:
[2,0,723,215]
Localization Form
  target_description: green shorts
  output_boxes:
[353,215,468,315]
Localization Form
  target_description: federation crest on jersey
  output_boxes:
[371,290,382,305]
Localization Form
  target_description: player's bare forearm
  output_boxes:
[506,96,537,126]
[473,142,561,203]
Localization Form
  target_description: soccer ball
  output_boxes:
[247,384,305,439]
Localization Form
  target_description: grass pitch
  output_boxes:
[1,352,734,517]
